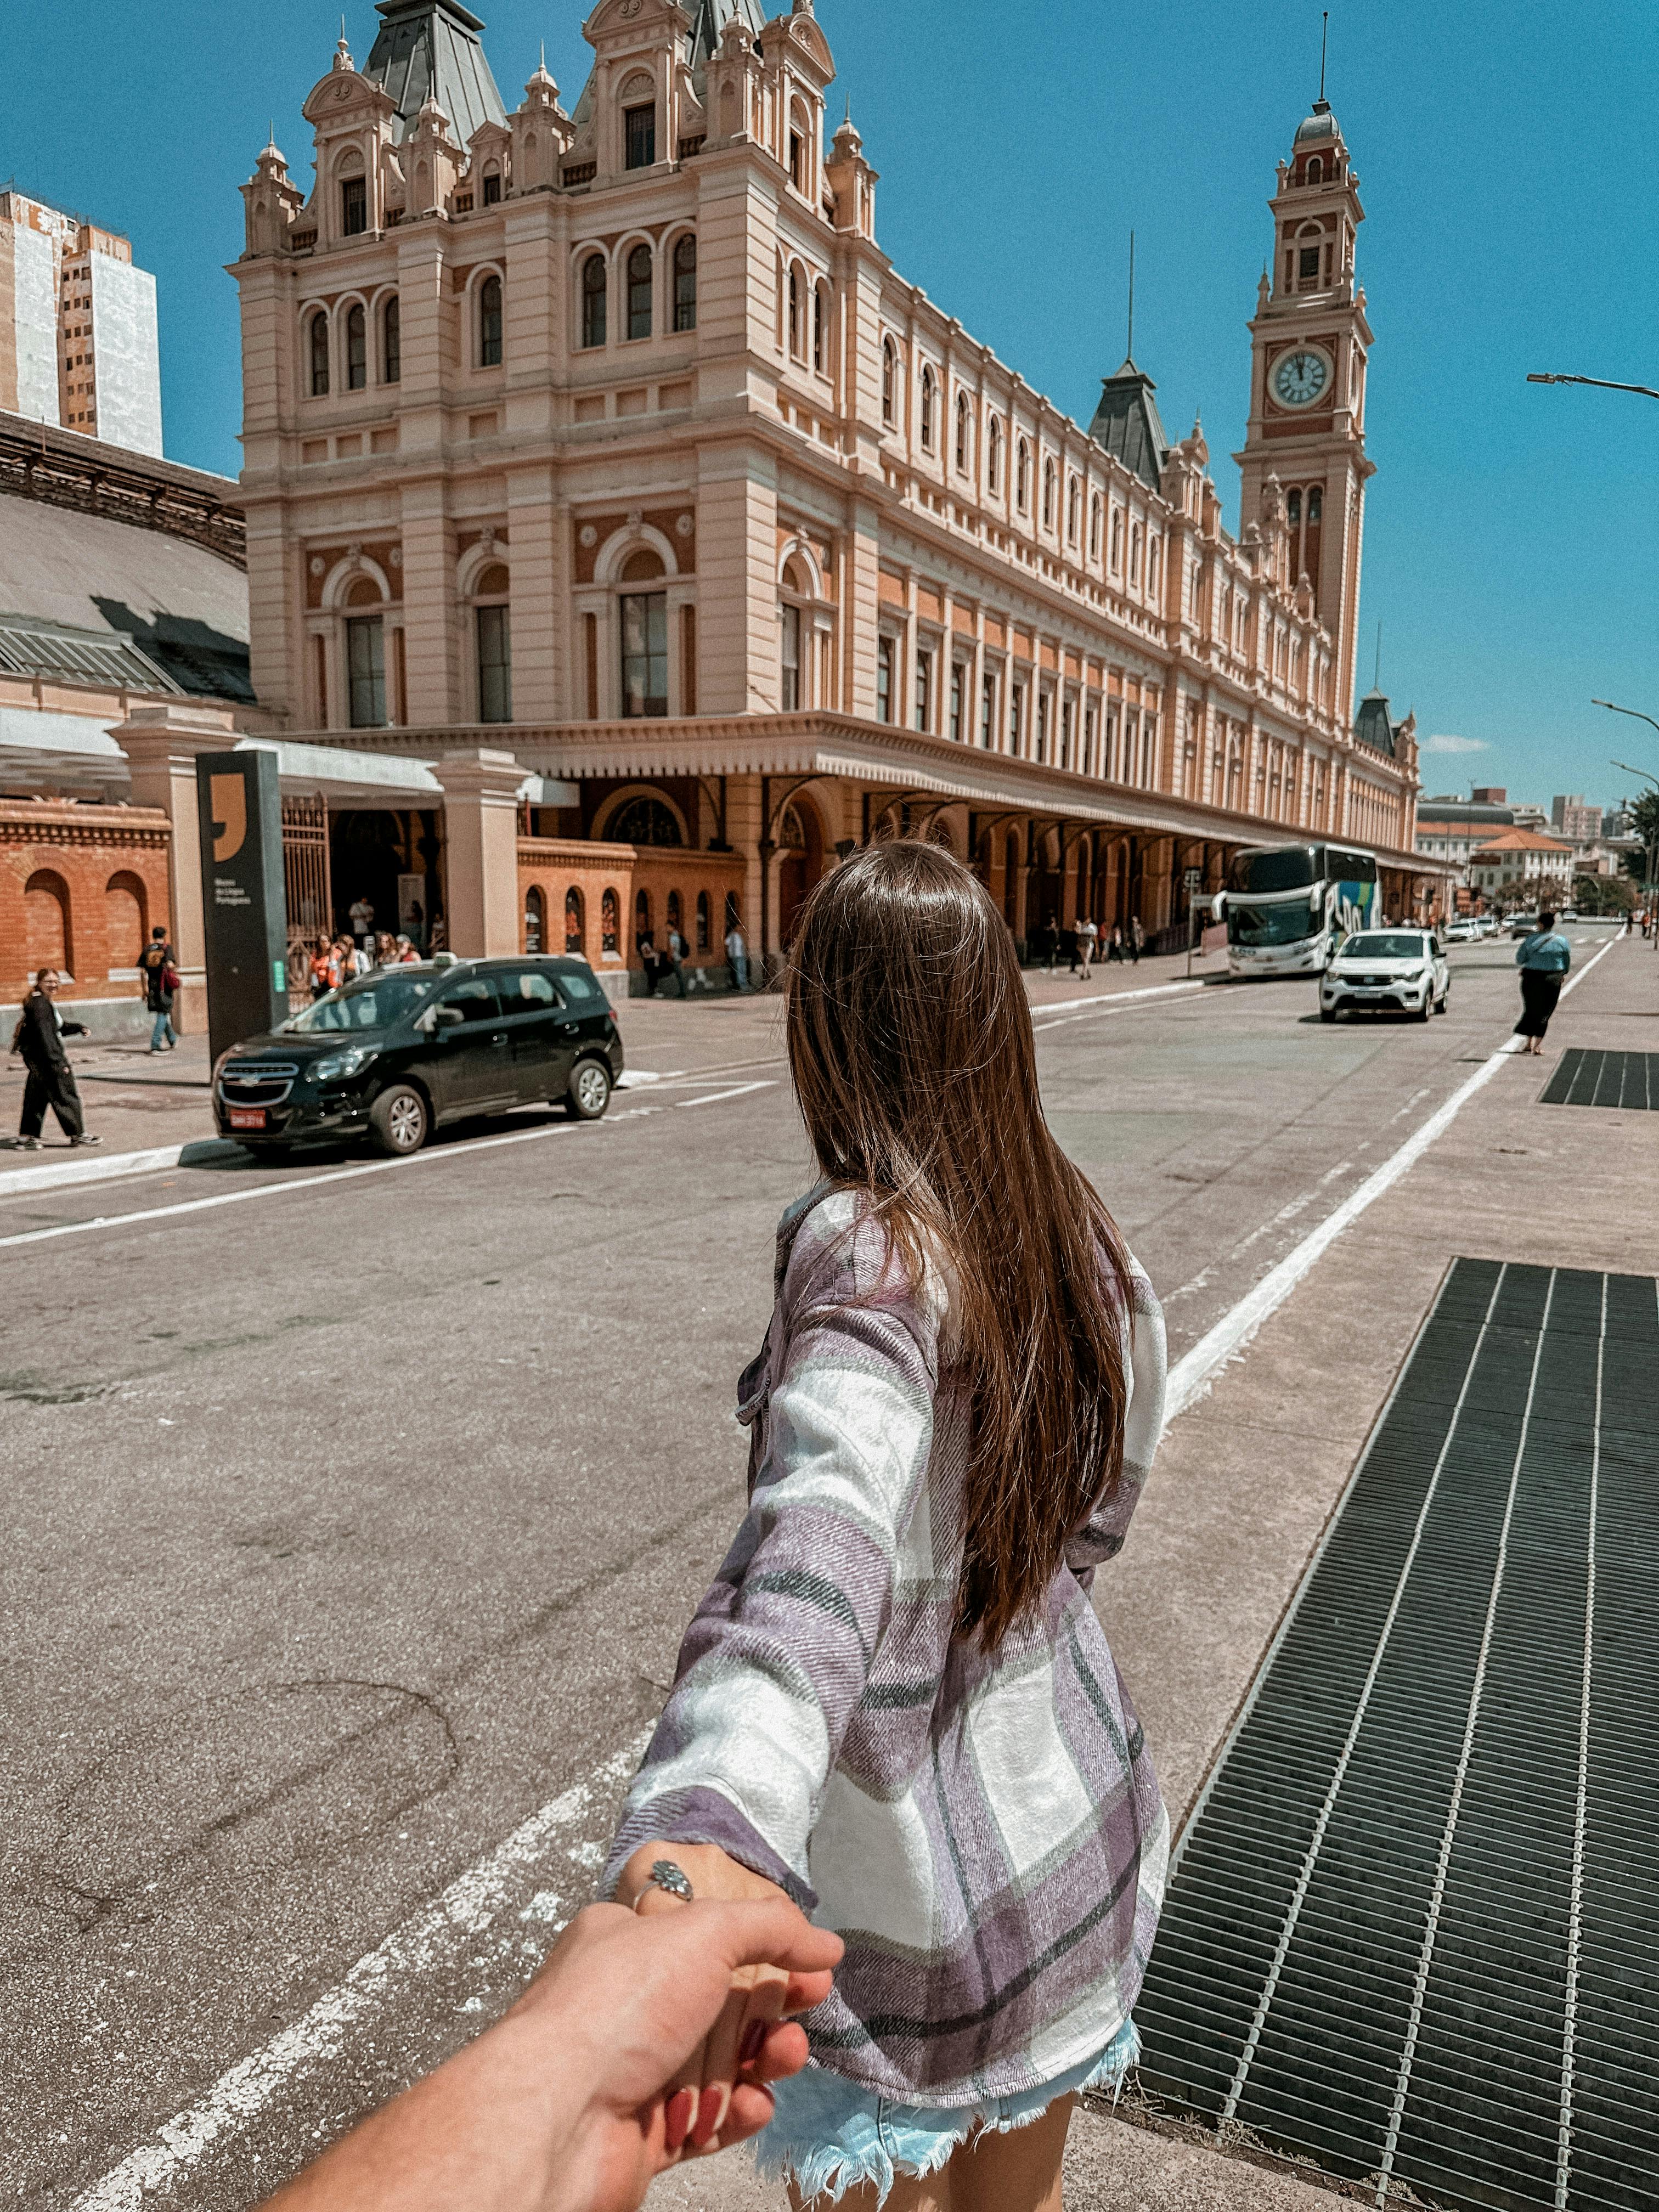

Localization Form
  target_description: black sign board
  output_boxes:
[196,749,289,1065]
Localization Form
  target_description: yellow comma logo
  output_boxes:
[210,773,247,864]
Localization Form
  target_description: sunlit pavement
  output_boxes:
[3,926,1647,2210]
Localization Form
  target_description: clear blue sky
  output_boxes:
[8,0,1657,812]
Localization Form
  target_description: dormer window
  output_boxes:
[341,175,368,236]
[482,170,502,207]
[625,104,656,171]
[789,132,805,190]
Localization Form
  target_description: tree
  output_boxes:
[1572,871,1635,916]
[1619,791,1659,891]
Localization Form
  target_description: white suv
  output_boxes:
[1320,929,1451,1023]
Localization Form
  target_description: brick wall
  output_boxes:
[0,799,172,1005]
[517,838,747,987]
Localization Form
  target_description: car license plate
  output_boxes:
[229,1108,267,1131]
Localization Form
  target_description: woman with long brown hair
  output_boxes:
[605,842,1168,2210]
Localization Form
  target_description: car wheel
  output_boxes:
[1319,1006,1338,1024]
[1436,990,1450,1015]
[1417,996,1432,1023]
[369,1083,430,1156]
[566,1058,613,1121]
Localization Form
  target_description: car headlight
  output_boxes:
[311,1046,380,1083]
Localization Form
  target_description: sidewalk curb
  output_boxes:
[0,1138,244,1200]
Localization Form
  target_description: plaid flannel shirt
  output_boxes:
[605,1187,1169,2104]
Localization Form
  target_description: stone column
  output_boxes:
[436,749,526,958]
[116,703,239,1035]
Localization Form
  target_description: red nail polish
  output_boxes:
[664,2087,696,2152]
[691,2085,723,2148]
[740,2019,766,2066]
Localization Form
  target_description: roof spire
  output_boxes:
[1126,229,1136,363]
[1319,9,1329,102]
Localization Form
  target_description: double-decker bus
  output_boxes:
[1215,843,1381,979]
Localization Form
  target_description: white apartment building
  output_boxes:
[0,190,163,457]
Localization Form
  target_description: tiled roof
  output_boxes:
[1087,359,1167,494]
[363,0,507,144]
[1469,828,1575,855]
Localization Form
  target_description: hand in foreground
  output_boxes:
[615,1840,799,2160]
[261,1897,842,2212]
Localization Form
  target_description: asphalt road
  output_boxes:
[0,930,1621,2207]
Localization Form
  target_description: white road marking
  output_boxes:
[0,1140,241,1201]
[676,1081,778,1109]
[65,934,1624,2205]
[1162,933,1616,1426]
[68,1731,651,2212]
[1031,979,1206,1031]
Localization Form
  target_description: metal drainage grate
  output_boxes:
[1133,1259,1659,2212]
[1539,1051,1659,1110]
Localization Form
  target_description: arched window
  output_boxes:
[695,889,711,952]
[345,302,366,391]
[475,561,512,724]
[627,245,652,340]
[787,268,801,358]
[955,391,970,473]
[564,887,584,955]
[813,282,827,373]
[1130,523,1143,583]
[24,868,72,978]
[1042,458,1056,531]
[1109,506,1123,569]
[635,888,652,944]
[1016,438,1029,511]
[479,273,503,366]
[1067,476,1080,544]
[667,888,683,940]
[1286,488,1302,526]
[1307,486,1323,523]
[1306,156,1323,184]
[383,295,401,383]
[581,253,607,348]
[988,416,1002,494]
[673,234,697,332]
[601,887,620,955]
[523,886,545,955]
[308,310,330,397]
[482,166,502,207]
[921,366,936,450]
[1089,490,1102,560]
[608,795,684,848]
[105,871,146,969]
[882,339,895,425]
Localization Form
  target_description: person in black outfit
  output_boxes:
[12,970,100,1150]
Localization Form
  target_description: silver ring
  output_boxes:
[639,1859,694,1906]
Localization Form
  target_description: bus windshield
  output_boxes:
[1230,847,1318,895]
[1230,900,1319,948]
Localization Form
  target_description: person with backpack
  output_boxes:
[605,843,1167,2212]
[138,925,179,1052]
[12,970,101,1150]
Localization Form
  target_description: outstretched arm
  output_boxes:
[259,1899,841,2212]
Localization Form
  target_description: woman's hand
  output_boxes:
[616,1842,802,2157]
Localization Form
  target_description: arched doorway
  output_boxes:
[778,800,823,946]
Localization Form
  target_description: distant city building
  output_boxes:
[1414,789,1515,870]
[0,189,163,457]
[1551,793,1603,847]
[1468,826,1575,907]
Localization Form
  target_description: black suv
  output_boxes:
[213,955,625,1160]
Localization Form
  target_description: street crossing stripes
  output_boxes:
[1134,1259,1659,2212]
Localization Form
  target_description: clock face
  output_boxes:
[1273,348,1332,409]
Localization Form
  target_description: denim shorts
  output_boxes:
[755,2018,1139,2206]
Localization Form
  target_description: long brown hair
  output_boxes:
[787,839,1136,1651]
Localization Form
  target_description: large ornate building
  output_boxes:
[227,0,1444,985]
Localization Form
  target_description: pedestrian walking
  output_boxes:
[664,923,689,998]
[407,899,426,951]
[1073,915,1098,978]
[1514,909,1571,1056]
[137,924,179,1052]
[636,929,662,996]
[1130,913,1145,964]
[308,934,338,1001]
[1107,923,1125,964]
[10,971,101,1150]
[605,842,1167,2212]
[725,919,750,995]
[1038,915,1060,973]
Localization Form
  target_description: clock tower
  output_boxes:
[1236,97,1375,725]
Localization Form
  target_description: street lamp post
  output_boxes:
[1527,373,1659,400]
[1599,693,1659,936]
